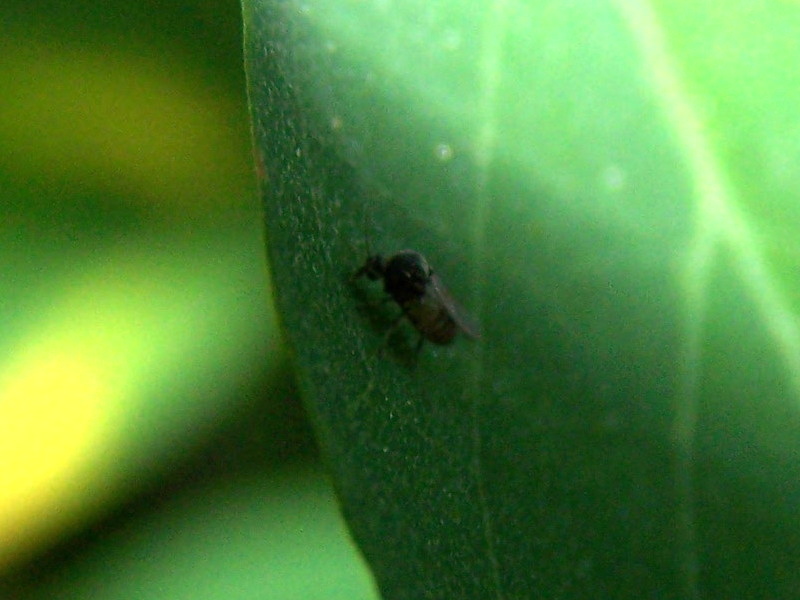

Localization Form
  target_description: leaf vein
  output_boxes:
[468,0,510,596]
[616,0,800,596]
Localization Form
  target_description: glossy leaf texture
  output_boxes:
[244,0,800,598]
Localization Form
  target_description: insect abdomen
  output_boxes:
[404,302,458,344]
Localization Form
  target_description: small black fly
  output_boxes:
[354,249,480,352]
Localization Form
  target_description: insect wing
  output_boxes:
[428,274,481,339]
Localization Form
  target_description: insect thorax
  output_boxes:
[383,251,430,304]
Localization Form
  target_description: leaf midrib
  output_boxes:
[615,0,800,598]
[469,0,511,597]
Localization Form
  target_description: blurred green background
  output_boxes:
[0,1,376,598]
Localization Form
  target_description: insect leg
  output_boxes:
[382,312,406,341]
[361,295,393,312]
[350,264,368,282]
[414,334,425,357]
[374,311,407,358]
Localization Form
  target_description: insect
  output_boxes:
[353,249,480,352]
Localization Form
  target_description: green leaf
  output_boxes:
[244,0,800,597]
[8,469,378,600]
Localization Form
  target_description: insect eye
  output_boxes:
[400,268,418,283]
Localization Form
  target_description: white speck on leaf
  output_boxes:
[601,164,627,191]
[434,143,454,161]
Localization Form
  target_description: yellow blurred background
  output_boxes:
[0,1,376,597]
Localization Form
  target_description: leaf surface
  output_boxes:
[244,1,800,597]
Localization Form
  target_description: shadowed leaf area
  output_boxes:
[244,0,800,597]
